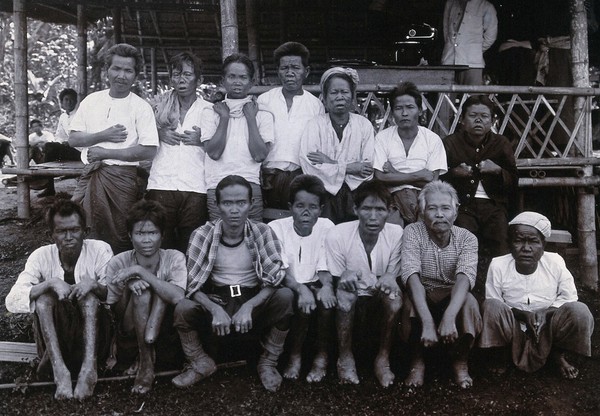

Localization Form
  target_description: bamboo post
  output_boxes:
[112,8,122,44]
[77,5,88,100]
[220,0,238,59]
[570,0,597,290]
[246,0,261,82]
[150,47,157,95]
[13,0,29,219]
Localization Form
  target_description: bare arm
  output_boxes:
[231,286,277,333]
[438,273,470,343]
[406,273,438,347]
[204,102,230,160]
[375,168,438,188]
[284,272,316,314]
[30,279,71,302]
[69,124,128,147]
[113,265,184,304]
[87,144,156,163]
[191,289,233,336]
[243,101,270,162]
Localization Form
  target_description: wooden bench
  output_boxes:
[0,341,37,363]
[1,160,85,180]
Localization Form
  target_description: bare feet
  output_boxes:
[131,363,155,394]
[124,356,139,376]
[337,355,359,385]
[553,352,579,379]
[73,366,97,400]
[452,360,473,389]
[374,354,395,388]
[306,353,328,383]
[283,354,302,380]
[53,367,73,400]
[404,359,425,388]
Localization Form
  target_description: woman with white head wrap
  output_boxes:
[299,67,375,224]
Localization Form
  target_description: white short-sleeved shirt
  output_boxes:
[299,113,375,195]
[29,131,55,146]
[147,96,212,193]
[486,252,578,310]
[269,216,335,284]
[200,99,275,189]
[55,111,76,143]
[374,126,447,193]
[257,87,324,170]
[69,90,159,166]
[325,220,403,296]
[5,239,113,314]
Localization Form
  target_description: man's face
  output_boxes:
[107,55,137,98]
[422,191,457,234]
[509,225,545,273]
[31,122,42,135]
[324,77,353,115]
[51,213,85,258]
[355,195,389,237]
[278,55,309,95]
[130,220,162,258]
[172,61,198,99]
[61,95,77,113]
[218,184,251,227]
[461,103,493,138]
[223,62,253,99]
[290,190,322,237]
[392,94,420,130]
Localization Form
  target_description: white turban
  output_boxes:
[508,211,552,239]
[319,67,360,95]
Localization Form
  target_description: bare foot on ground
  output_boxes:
[553,352,579,379]
[374,354,395,388]
[452,360,473,389]
[337,355,359,385]
[283,354,301,380]
[53,367,73,400]
[404,359,425,388]
[306,354,328,383]
[131,362,154,394]
[73,367,97,400]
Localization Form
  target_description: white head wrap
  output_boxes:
[508,211,552,239]
[319,67,360,96]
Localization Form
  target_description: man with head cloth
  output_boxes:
[480,211,594,379]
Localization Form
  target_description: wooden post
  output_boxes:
[220,0,238,59]
[13,0,29,218]
[77,5,88,100]
[112,8,122,44]
[570,0,597,290]
[246,0,261,82]
[150,47,157,95]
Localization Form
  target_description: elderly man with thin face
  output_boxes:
[401,180,481,389]
[480,211,594,379]
[5,198,113,400]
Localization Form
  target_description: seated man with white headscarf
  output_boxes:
[479,211,594,379]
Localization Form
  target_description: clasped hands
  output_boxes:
[210,303,253,336]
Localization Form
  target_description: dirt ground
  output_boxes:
[0,177,599,415]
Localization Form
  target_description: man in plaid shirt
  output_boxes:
[400,180,481,389]
[172,175,293,392]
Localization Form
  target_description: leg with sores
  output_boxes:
[404,317,426,388]
[335,289,359,384]
[34,293,73,400]
[145,294,167,344]
[374,295,401,388]
[131,289,155,394]
[283,311,310,380]
[451,334,475,389]
[73,294,100,400]
[306,306,333,383]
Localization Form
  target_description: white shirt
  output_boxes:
[325,221,403,296]
[147,97,212,193]
[486,252,578,310]
[200,99,275,189]
[69,90,159,166]
[29,131,55,146]
[257,87,324,170]
[5,239,113,314]
[299,113,375,195]
[374,125,447,193]
[55,111,76,143]
[269,217,335,284]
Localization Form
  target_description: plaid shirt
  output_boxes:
[400,222,478,291]
[186,219,285,298]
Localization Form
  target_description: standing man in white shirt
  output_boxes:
[146,52,211,253]
[258,42,324,209]
[69,43,158,254]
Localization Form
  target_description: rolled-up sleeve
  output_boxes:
[5,249,45,314]
[455,231,479,289]
[400,225,423,286]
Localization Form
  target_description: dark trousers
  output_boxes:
[261,167,302,210]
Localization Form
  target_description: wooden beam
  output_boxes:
[112,7,122,43]
[77,4,88,99]
[220,0,238,59]
[246,0,261,82]
[0,342,37,363]
[13,0,29,219]
[149,10,169,68]
[150,47,157,95]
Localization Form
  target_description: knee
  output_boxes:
[336,289,357,313]
[173,298,201,329]
[482,298,510,319]
[271,287,294,315]
[34,292,58,312]
[558,301,594,326]
[131,289,152,306]
[78,293,100,310]
[382,295,402,316]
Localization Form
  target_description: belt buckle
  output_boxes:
[230,285,242,297]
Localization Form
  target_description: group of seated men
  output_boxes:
[5,174,594,400]
[4,39,594,400]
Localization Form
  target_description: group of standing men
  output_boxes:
[5,38,594,401]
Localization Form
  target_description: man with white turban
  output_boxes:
[479,211,594,379]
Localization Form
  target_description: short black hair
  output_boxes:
[353,180,392,209]
[215,175,253,204]
[462,94,494,115]
[126,199,167,234]
[30,119,42,128]
[59,88,77,101]
[222,53,255,80]
[105,43,143,75]
[169,51,203,79]
[46,196,86,233]
[289,174,327,205]
[273,42,310,67]
[390,81,422,109]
